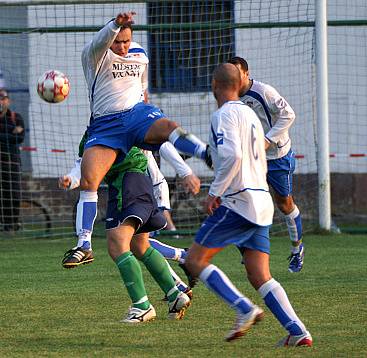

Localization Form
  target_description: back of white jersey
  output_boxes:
[82,21,149,117]
[209,101,274,225]
[240,80,295,160]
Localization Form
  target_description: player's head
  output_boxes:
[228,56,251,96]
[211,63,241,103]
[0,89,10,114]
[110,24,133,57]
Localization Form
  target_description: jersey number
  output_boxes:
[148,111,162,119]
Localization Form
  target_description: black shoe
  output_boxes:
[178,262,199,288]
[62,246,94,268]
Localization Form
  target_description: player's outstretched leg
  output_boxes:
[257,278,312,347]
[138,246,191,319]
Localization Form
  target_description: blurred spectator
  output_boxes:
[0,89,25,231]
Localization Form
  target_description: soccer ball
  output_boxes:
[37,70,70,103]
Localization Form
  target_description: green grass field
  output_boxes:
[0,234,366,357]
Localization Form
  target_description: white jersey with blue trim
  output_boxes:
[239,80,295,160]
[82,21,149,118]
[209,101,274,226]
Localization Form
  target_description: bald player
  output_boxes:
[184,63,312,346]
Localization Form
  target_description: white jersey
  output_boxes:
[82,20,149,117]
[239,80,295,160]
[209,101,274,226]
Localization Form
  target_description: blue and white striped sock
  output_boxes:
[168,127,206,159]
[149,238,186,262]
[258,278,307,336]
[285,206,303,253]
[200,264,253,314]
[76,190,98,249]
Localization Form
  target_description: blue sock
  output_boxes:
[258,278,307,336]
[148,238,184,261]
[168,127,206,159]
[200,264,253,314]
[76,191,97,247]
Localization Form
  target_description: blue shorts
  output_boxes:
[105,172,167,233]
[194,206,270,254]
[85,102,166,154]
[267,149,296,197]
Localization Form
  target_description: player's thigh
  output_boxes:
[144,118,179,144]
[243,249,272,290]
[81,145,118,190]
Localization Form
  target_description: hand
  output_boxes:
[182,174,201,195]
[115,11,136,27]
[58,175,71,189]
[264,139,270,150]
[12,126,24,134]
[204,194,221,216]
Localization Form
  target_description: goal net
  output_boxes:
[0,0,365,237]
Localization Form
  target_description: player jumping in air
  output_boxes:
[185,63,312,346]
[75,11,211,261]
[229,57,305,273]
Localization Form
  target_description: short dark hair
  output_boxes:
[121,23,133,34]
[228,56,248,72]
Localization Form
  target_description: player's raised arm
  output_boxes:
[82,11,136,70]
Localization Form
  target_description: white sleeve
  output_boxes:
[159,142,193,178]
[264,85,295,143]
[209,112,242,197]
[66,158,82,190]
[82,20,120,70]
[145,151,171,209]
[141,65,148,92]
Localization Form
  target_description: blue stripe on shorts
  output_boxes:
[195,205,270,254]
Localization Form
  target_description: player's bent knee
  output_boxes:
[247,271,272,290]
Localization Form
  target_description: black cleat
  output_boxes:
[62,246,94,268]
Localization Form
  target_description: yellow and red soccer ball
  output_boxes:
[37,70,70,103]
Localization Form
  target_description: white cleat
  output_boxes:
[276,331,313,347]
[168,291,191,320]
[225,305,264,342]
[121,304,156,324]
